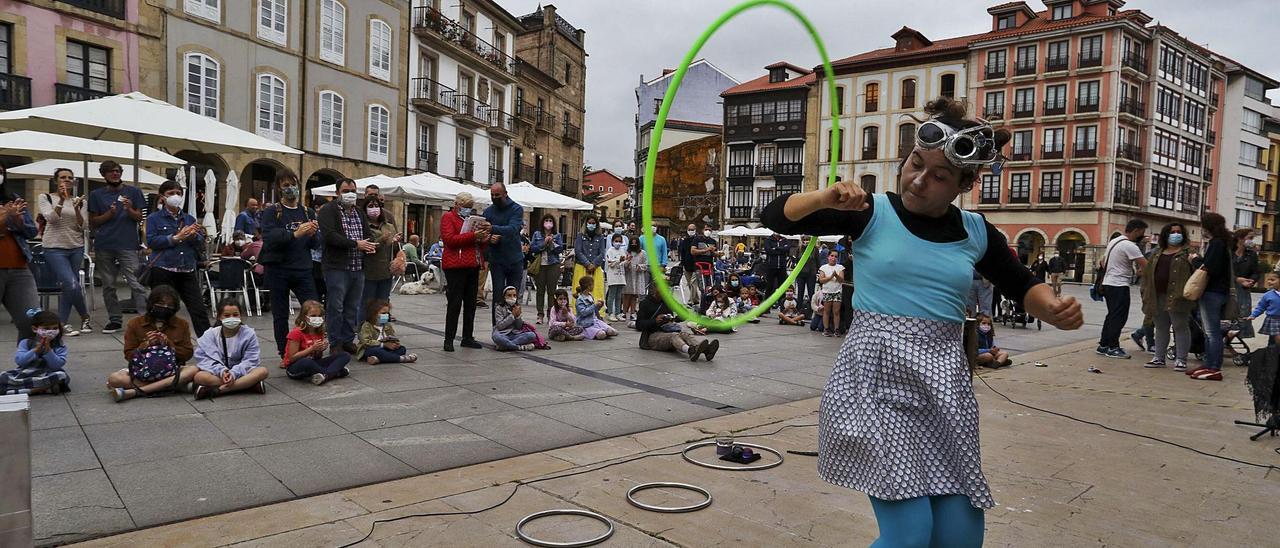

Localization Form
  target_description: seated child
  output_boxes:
[493,285,543,350]
[193,299,269,399]
[357,300,418,364]
[810,290,826,332]
[1247,272,1280,347]
[975,313,1011,368]
[575,276,618,340]
[2,311,70,395]
[284,300,350,385]
[548,288,586,342]
[778,289,806,326]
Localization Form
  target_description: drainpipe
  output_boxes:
[298,0,309,200]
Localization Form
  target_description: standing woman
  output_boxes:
[1190,213,1235,381]
[529,214,565,325]
[1227,228,1259,349]
[623,237,648,324]
[762,98,1083,547]
[574,214,607,304]
[38,168,92,336]
[144,180,210,334]
[0,165,41,341]
[1139,223,1194,371]
[440,192,489,352]
[361,197,399,313]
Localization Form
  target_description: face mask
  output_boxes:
[979,324,991,333]
[731,281,739,287]
[458,207,473,218]
[282,186,299,199]
[613,242,623,249]
[366,207,381,218]
[613,227,623,235]
[557,299,568,306]
[703,230,712,237]
[377,313,390,325]
[150,305,176,320]
[505,297,517,305]
[164,194,184,208]
[340,192,357,206]
[306,316,325,328]
[687,230,696,237]
[234,239,246,247]
[34,328,59,339]
[1168,233,1184,246]
[220,317,242,329]
[1247,238,1258,247]
[544,222,554,230]
[586,223,597,232]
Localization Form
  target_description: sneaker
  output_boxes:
[1146,345,1155,354]
[252,381,266,394]
[1192,369,1223,381]
[193,385,217,400]
[443,341,455,352]
[689,339,709,361]
[536,314,544,325]
[517,344,534,351]
[63,324,81,337]
[1173,360,1188,372]
[310,373,328,386]
[101,321,123,334]
[824,330,834,337]
[703,339,720,361]
[1095,346,1110,356]
[80,318,93,333]
[112,387,128,403]
[460,338,483,349]
[1130,332,1144,349]
[339,367,351,378]
[1143,359,1166,368]
[1104,347,1131,359]
[475,300,488,308]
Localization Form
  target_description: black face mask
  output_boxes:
[149,305,176,321]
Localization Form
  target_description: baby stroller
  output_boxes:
[1167,313,1249,366]
[995,294,1041,330]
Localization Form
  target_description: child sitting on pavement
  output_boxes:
[1247,272,1280,347]
[2,311,69,395]
[576,276,618,340]
[778,289,806,326]
[975,313,1012,368]
[548,288,586,342]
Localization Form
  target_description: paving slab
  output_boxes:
[82,412,237,466]
[594,392,728,423]
[343,363,452,392]
[448,408,601,453]
[243,434,417,496]
[526,399,668,438]
[30,426,100,477]
[461,378,584,408]
[355,420,520,473]
[32,468,132,545]
[27,395,78,430]
[103,449,294,527]
[204,403,346,447]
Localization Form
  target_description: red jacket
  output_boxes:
[441,209,484,270]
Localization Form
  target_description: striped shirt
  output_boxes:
[37,194,85,249]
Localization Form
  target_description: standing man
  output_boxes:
[362,184,382,207]
[794,236,818,305]
[234,198,261,239]
[762,232,793,305]
[259,171,320,357]
[87,160,147,334]
[639,226,667,290]
[1097,219,1148,359]
[318,178,374,349]
[1047,249,1066,297]
[678,223,716,307]
[482,182,525,322]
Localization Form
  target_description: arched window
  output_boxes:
[319,0,346,64]
[318,91,344,155]
[898,123,916,158]
[940,74,956,99]
[368,19,392,81]
[367,104,390,164]
[255,73,286,143]
[257,0,287,45]
[861,126,879,160]
[865,82,880,113]
[901,78,917,109]
[184,53,220,118]
[860,174,877,193]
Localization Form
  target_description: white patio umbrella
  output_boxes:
[4,159,167,187]
[202,169,218,235]
[744,227,775,237]
[505,181,593,210]
[718,226,752,237]
[311,173,493,206]
[0,130,185,165]
[220,171,241,244]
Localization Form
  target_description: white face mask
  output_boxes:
[306,316,325,328]
[703,230,712,237]
[164,194,184,208]
[979,324,991,333]
[340,192,357,205]
[220,317,242,329]
[687,230,696,237]
[505,297,517,305]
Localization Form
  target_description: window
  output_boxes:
[257,0,287,45]
[898,123,915,158]
[1080,36,1103,63]
[1114,171,1138,206]
[1187,61,1208,94]
[1043,127,1064,155]
[728,146,754,169]
[1153,130,1179,168]
[489,146,504,183]
[318,91,344,155]
[980,174,1001,204]
[1184,100,1206,133]
[1010,173,1030,203]
[997,14,1015,30]
[494,33,506,55]
[1237,209,1255,229]
[1241,142,1264,168]
[986,49,1007,76]
[1156,86,1182,124]
[653,98,661,114]
[861,126,879,160]
[864,82,879,113]
[461,11,475,34]
[1014,87,1035,116]
[1151,172,1177,209]
[255,74,285,143]
[1238,175,1258,198]
[67,41,110,93]
[1015,45,1037,74]
[1072,171,1096,202]
[185,0,220,21]
[183,53,219,118]
[1011,130,1033,159]
[984,90,1005,118]
[368,19,392,81]
[367,105,389,164]
[1180,180,1199,213]
[1047,40,1069,69]
[834,86,845,115]
[1074,126,1097,155]
[0,23,10,74]
[565,62,572,85]
[757,144,776,170]
[1045,84,1067,112]
[939,74,955,99]
[1052,4,1072,20]
[860,174,876,194]
[727,182,752,217]
[901,79,916,109]
[1244,108,1264,134]
[1077,80,1100,109]
[1245,77,1268,102]
[320,0,346,65]
[1041,172,1062,202]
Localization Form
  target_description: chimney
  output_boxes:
[663,69,674,76]
[576,28,586,47]
[544,4,556,26]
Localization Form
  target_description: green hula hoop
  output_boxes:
[642,0,840,329]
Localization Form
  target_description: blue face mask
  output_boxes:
[586,223,597,232]
[1168,233,1184,246]
[730,281,739,287]
[377,313,390,325]
[458,207,473,218]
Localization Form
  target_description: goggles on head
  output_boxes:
[915,118,1005,173]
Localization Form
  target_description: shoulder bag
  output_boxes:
[1091,238,1123,302]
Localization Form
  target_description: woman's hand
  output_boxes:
[820,181,870,211]
[1023,284,1083,330]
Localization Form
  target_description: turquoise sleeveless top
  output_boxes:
[850,193,988,323]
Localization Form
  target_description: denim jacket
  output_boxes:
[530,231,565,265]
[145,208,203,272]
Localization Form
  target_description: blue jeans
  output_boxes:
[323,269,365,348]
[868,495,984,548]
[45,247,88,323]
[606,284,624,315]
[489,260,523,324]
[1199,290,1229,371]
[265,267,317,356]
[361,277,394,320]
[286,353,350,380]
[363,344,407,363]
[492,329,536,350]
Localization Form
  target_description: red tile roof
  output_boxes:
[721,72,817,96]
[764,61,812,74]
[970,9,1147,44]
[828,34,979,68]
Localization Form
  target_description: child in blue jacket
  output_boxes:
[975,313,1011,368]
[1247,272,1280,346]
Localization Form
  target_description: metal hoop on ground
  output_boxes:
[515,509,614,548]
[626,482,713,513]
[681,441,784,471]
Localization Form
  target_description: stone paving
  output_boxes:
[21,283,1135,544]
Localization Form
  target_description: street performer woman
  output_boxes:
[762,98,1083,547]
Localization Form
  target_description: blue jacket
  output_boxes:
[575,230,607,267]
[234,210,260,236]
[1251,289,1280,319]
[194,325,262,379]
[530,230,565,265]
[146,208,203,272]
[482,199,525,266]
[977,329,994,356]
[4,209,37,263]
[258,202,318,268]
[639,233,668,267]
[15,338,67,371]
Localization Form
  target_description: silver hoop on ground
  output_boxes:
[626,482,713,513]
[681,441,784,471]
[515,509,614,547]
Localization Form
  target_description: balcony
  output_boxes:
[1013,104,1035,119]
[727,165,754,178]
[861,147,878,161]
[727,206,753,219]
[984,65,1006,80]
[0,73,32,111]
[1267,200,1279,215]
[488,167,504,185]
[1076,99,1100,113]
[562,122,581,144]
[776,162,802,177]
[1204,167,1214,181]
[1207,130,1217,145]
[455,159,474,182]
[416,149,438,173]
[1210,91,1220,108]
[1043,100,1066,116]
[983,107,1004,120]
[1073,144,1097,158]
[1039,190,1061,204]
[1114,185,1139,207]
[412,6,517,79]
[1116,144,1142,163]
[1119,97,1145,118]
[515,100,537,124]
[538,169,553,187]
[1078,52,1103,69]
[58,0,125,18]
[562,175,580,195]
[486,108,516,138]
[1045,56,1069,72]
[518,163,536,183]
[534,109,554,133]
[1071,187,1095,203]
[755,163,775,176]
[453,95,487,128]
[54,83,108,104]
[410,77,458,117]
[1122,52,1147,72]
[1009,150,1033,162]
[1041,146,1064,160]
[1014,62,1037,76]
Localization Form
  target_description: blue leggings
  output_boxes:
[868,495,984,548]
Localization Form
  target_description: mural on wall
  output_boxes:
[652,135,722,228]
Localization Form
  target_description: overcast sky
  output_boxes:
[502,0,1280,176]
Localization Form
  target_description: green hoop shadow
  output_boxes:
[641,0,841,329]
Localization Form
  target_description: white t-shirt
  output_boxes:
[605,247,627,286]
[819,264,845,294]
[1101,236,1145,287]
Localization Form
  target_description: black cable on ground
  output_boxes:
[974,373,1280,471]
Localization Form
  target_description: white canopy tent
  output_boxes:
[5,159,168,187]
[311,173,491,206]
[505,181,593,211]
[0,130,186,165]
[717,226,752,237]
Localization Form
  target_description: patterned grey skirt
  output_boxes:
[817,309,994,509]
